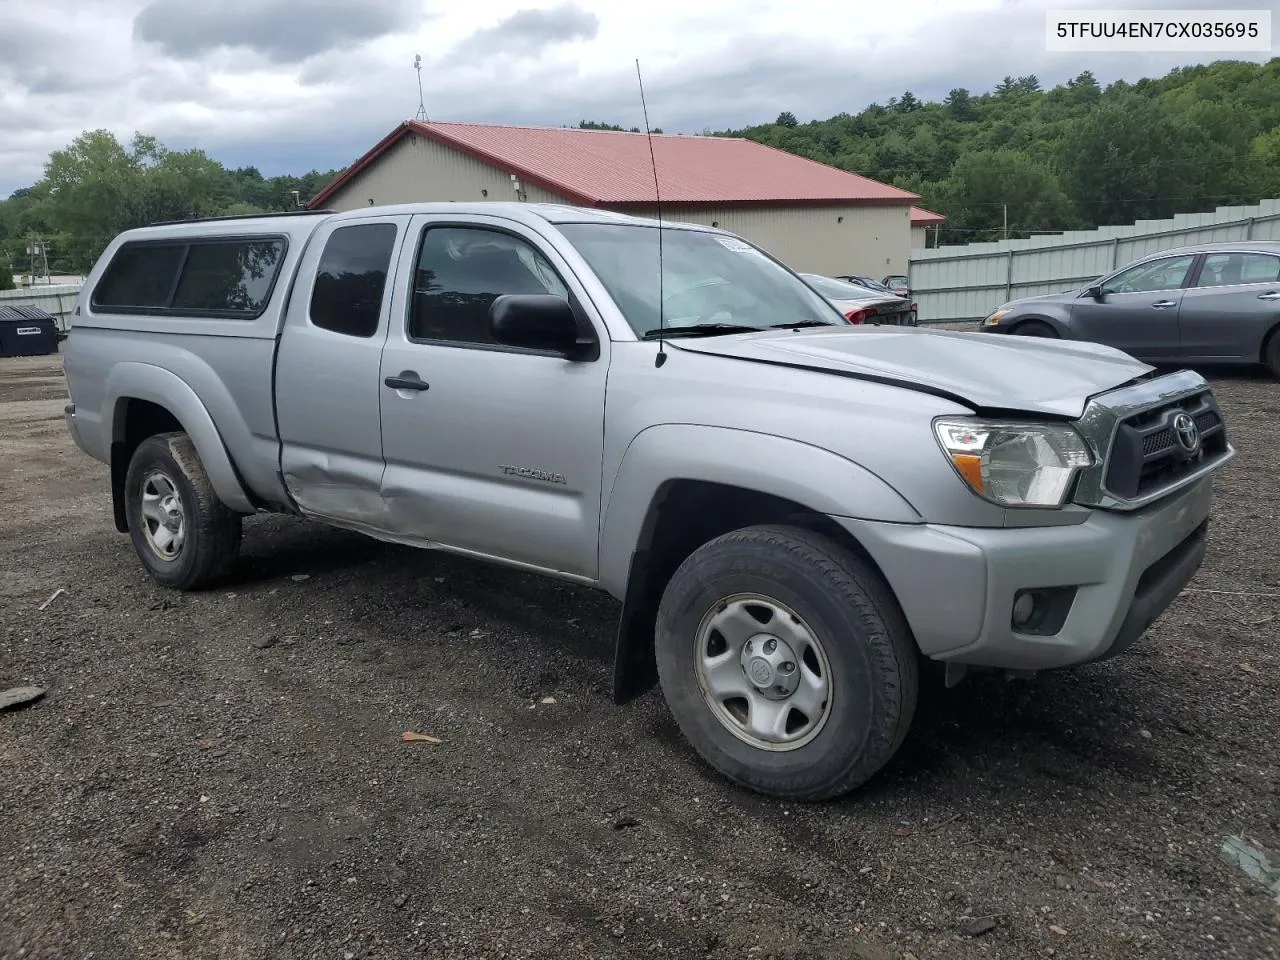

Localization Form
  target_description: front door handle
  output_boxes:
[1258,291,1280,301]
[384,371,430,392]
[1151,300,1178,309]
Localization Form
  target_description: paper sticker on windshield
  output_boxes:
[715,236,754,253]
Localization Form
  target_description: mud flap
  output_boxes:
[110,441,129,533]
[612,548,660,704]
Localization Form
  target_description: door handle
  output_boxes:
[1258,291,1280,301]
[1151,300,1177,309]
[384,371,430,392]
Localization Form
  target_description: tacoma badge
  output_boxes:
[499,464,567,485]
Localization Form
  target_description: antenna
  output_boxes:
[413,54,428,121]
[636,58,666,368]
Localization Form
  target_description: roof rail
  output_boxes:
[148,209,335,227]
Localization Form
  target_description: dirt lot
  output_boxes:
[1,351,1278,960]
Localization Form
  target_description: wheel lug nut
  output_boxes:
[765,638,776,653]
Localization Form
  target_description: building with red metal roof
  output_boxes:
[909,206,946,248]
[309,120,921,275]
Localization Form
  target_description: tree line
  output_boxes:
[720,59,1280,244]
[5,58,1280,283]
[0,132,341,283]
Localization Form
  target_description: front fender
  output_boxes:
[598,424,921,599]
[106,362,254,514]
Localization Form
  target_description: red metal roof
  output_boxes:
[909,206,946,225]
[309,120,919,209]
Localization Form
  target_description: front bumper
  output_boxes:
[834,476,1214,671]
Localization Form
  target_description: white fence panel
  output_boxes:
[909,198,1280,324]
[0,284,84,334]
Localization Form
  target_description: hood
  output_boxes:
[1004,286,1091,310]
[670,325,1153,418]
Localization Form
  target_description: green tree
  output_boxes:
[931,150,1076,241]
[775,111,798,128]
[1056,94,1233,224]
[944,88,976,121]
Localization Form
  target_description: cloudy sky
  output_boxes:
[1,0,1276,195]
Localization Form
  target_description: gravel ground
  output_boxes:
[1,350,1278,960]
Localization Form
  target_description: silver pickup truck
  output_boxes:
[63,203,1234,800]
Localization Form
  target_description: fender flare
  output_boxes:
[106,362,254,514]
[599,425,922,703]
[599,424,921,598]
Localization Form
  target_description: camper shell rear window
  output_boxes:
[91,236,287,319]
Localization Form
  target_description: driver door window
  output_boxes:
[1101,255,1196,295]
[409,226,569,346]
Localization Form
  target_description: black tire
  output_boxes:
[1011,320,1058,338]
[123,432,242,590]
[654,524,919,801]
[1264,330,1280,378]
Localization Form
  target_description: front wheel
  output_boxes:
[654,525,918,801]
[124,433,243,590]
[1011,320,1057,338]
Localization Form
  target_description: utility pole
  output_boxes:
[1003,203,1008,242]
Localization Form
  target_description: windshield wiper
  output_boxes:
[768,320,836,329]
[640,323,763,340]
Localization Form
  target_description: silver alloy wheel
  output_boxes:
[693,593,833,751]
[140,471,186,561]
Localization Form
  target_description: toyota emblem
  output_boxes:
[1172,412,1201,454]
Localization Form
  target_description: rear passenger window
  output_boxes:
[92,237,285,318]
[170,240,284,313]
[309,224,398,338]
[1196,252,1280,287]
[92,243,186,310]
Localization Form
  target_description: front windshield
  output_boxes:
[800,274,883,301]
[557,223,842,336]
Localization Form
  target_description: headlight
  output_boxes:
[934,418,1093,507]
[983,309,1012,326]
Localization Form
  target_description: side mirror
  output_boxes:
[1084,284,1104,300]
[489,294,593,359]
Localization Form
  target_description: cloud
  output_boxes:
[132,0,417,63]
[1,0,1276,197]
[447,4,600,62]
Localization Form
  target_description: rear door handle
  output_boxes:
[1151,300,1178,309]
[1258,291,1280,301]
[384,371,430,392]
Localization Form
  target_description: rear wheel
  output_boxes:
[124,432,242,590]
[1264,330,1280,378]
[654,524,918,801]
[1012,320,1058,338]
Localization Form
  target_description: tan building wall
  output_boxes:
[912,225,927,250]
[322,134,566,211]
[322,133,912,276]
[621,203,911,277]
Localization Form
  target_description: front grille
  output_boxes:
[1103,392,1228,501]
[1071,369,1234,511]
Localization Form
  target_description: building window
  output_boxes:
[309,223,398,338]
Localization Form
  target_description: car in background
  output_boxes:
[883,274,910,297]
[977,241,1280,377]
[836,274,894,294]
[799,273,916,325]
[836,275,918,324]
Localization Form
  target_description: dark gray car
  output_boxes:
[978,241,1280,377]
